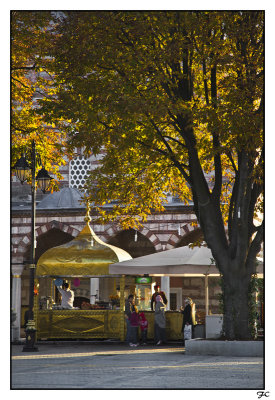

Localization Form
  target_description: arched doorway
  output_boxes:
[25,227,74,264]
[108,228,156,258]
[21,228,75,324]
[176,228,203,247]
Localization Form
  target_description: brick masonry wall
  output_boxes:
[12,209,210,309]
[11,153,221,319]
[11,211,199,261]
[181,277,222,314]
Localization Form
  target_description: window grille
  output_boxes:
[69,156,91,190]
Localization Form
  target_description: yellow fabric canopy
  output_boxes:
[36,222,132,277]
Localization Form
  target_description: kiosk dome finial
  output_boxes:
[84,200,91,224]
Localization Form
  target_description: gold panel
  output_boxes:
[37,309,183,341]
[165,311,183,340]
[52,313,105,334]
[37,310,121,340]
[143,312,155,339]
[119,275,125,341]
[107,312,121,335]
[142,311,183,340]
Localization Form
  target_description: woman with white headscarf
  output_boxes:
[181,297,193,344]
[154,294,166,345]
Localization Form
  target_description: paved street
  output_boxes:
[11,341,264,390]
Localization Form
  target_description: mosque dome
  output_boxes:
[37,187,85,209]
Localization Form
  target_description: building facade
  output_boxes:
[11,151,222,340]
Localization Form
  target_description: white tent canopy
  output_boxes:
[109,245,263,277]
[110,246,263,315]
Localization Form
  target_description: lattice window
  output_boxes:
[69,156,91,189]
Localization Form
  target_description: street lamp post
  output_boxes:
[12,140,53,352]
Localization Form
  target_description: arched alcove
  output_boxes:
[176,228,203,247]
[25,227,74,264]
[108,228,156,258]
[22,228,75,310]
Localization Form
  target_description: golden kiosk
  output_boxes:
[35,209,132,341]
[35,208,184,342]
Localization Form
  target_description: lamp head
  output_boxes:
[12,155,31,184]
[36,167,53,193]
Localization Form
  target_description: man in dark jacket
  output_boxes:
[151,285,168,311]
[181,298,193,344]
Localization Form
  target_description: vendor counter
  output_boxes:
[36,310,184,341]
[37,309,122,340]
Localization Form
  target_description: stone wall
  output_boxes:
[12,209,206,311]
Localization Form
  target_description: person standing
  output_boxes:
[125,294,139,347]
[151,284,168,311]
[125,294,134,343]
[154,295,166,345]
[56,281,74,309]
[181,297,193,345]
[139,312,148,345]
[129,298,139,347]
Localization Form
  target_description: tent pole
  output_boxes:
[90,278,99,304]
[119,275,125,341]
[204,274,209,316]
[161,276,170,310]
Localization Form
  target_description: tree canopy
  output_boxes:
[12,11,264,339]
[11,11,70,187]
[39,11,263,227]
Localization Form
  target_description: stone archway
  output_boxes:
[176,224,203,247]
[107,228,157,258]
[16,220,80,262]
[25,227,75,264]
[16,221,81,339]
[165,223,203,249]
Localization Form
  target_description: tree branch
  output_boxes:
[137,139,191,183]
[210,63,223,202]
[202,58,209,106]
[162,135,187,149]
[11,76,32,90]
[11,64,36,71]
[246,221,263,274]
[225,150,238,174]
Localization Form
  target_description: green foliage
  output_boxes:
[34,11,263,230]
[11,11,72,190]
[217,275,263,338]
[248,275,263,338]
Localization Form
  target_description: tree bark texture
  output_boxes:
[222,266,251,340]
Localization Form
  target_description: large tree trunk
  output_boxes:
[220,262,251,340]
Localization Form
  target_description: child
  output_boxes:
[139,312,148,345]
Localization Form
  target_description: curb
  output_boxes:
[185,339,264,357]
